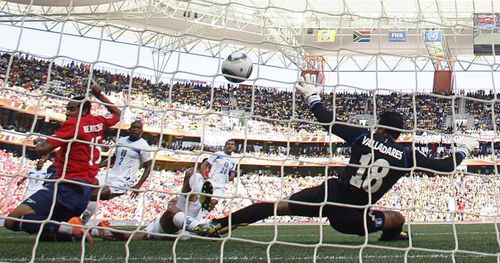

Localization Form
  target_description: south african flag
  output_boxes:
[353,30,371,43]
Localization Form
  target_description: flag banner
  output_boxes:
[424,30,443,42]
[353,30,371,43]
[388,30,407,42]
[316,30,336,42]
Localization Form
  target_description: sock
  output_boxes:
[17,214,61,234]
[172,212,200,231]
[90,228,99,236]
[82,201,97,225]
[215,202,274,228]
[90,228,112,237]
[58,224,73,235]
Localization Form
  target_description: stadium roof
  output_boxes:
[1,0,498,72]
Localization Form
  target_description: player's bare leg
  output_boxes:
[97,196,185,241]
[96,204,205,241]
[6,204,93,242]
[102,228,149,241]
[181,170,193,194]
[159,207,183,234]
[92,220,164,241]
[90,185,113,201]
[95,196,184,241]
[159,205,204,234]
[4,204,36,230]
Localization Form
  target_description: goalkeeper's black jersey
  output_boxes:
[310,102,465,205]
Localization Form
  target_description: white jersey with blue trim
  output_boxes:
[26,167,48,191]
[109,136,152,184]
[207,151,236,189]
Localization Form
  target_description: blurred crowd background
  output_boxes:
[1,53,499,224]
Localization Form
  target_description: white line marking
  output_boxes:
[0,253,494,262]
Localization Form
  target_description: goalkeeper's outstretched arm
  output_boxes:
[412,137,478,173]
[295,74,479,172]
[295,75,368,143]
[309,102,368,144]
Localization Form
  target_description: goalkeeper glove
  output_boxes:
[295,74,322,107]
[456,137,479,158]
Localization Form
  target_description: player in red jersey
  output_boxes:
[457,199,466,221]
[4,84,121,242]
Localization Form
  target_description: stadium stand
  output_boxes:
[1,53,499,224]
[1,150,498,223]
[2,52,500,137]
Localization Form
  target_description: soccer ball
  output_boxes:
[221,52,253,83]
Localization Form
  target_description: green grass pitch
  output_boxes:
[0,223,498,262]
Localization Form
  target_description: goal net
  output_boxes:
[0,0,499,262]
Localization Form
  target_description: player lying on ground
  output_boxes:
[4,84,121,242]
[94,160,243,240]
[81,120,153,224]
[194,74,479,241]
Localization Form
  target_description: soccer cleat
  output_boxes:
[95,220,113,240]
[199,181,214,211]
[193,222,222,237]
[68,217,94,243]
[97,220,110,228]
[378,231,410,241]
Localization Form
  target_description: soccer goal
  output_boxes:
[0,0,499,262]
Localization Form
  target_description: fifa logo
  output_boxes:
[388,31,407,42]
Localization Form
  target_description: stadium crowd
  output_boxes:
[2,52,500,140]
[1,53,499,226]
[1,151,498,223]
[0,150,33,216]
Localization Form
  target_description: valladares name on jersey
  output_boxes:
[361,137,403,160]
[83,123,104,133]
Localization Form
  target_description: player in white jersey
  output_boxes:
[94,160,215,240]
[201,139,237,209]
[140,161,211,240]
[82,120,153,224]
[17,159,48,200]
[93,151,243,241]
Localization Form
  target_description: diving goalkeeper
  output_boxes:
[194,74,478,241]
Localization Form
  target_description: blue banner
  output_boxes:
[388,31,407,42]
[424,30,443,42]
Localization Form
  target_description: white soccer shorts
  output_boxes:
[96,174,131,196]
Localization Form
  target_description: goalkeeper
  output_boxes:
[194,74,478,241]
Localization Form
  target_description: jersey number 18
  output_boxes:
[349,153,390,193]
